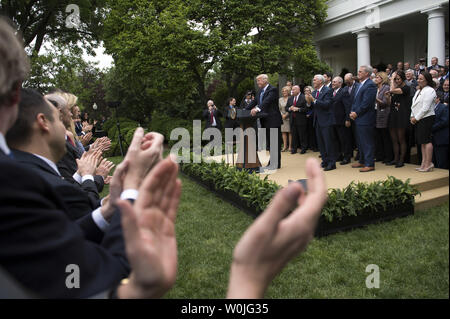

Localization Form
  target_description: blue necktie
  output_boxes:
[7,152,14,159]
[354,84,362,98]
[260,90,265,103]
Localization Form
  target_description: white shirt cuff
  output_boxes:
[81,175,94,183]
[92,207,110,232]
[255,107,261,112]
[73,172,82,184]
[120,189,139,201]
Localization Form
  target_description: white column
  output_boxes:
[352,28,371,68]
[421,6,446,66]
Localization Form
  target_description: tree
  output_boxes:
[0,0,106,55]
[103,0,329,114]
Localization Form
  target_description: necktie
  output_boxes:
[316,90,319,99]
[333,90,337,97]
[7,152,14,159]
[260,90,265,103]
[354,84,362,97]
[210,111,214,126]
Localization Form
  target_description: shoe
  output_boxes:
[418,164,434,172]
[360,166,375,172]
[415,167,424,171]
[300,149,306,154]
[385,160,397,166]
[319,155,322,158]
[290,151,297,155]
[336,155,344,162]
[321,162,327,168]
[340,159,350,165]
[395,162,404,168]
[352,163,364,168]
[281,148,288,152]
[324,164,336,171]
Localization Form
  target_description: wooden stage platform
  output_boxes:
[207,150,449,211]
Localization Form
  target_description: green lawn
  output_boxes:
[104,156,449,298]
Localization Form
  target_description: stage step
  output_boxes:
[412,176,449,192]
[415,186,449,211]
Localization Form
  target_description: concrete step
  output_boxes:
[415,186,449,211]
[412,175,449,192]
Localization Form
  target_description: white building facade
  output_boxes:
[314,0,449,75]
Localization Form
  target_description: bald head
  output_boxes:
[344,73,354,86]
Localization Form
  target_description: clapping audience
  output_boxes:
[0,17,329,299]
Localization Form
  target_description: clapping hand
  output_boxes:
[116,156,182,299]
[227,158,327,298]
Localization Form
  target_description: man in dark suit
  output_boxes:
[432,92,449,169]
[203,100,222,130]
[343,73,361,159]
[305,75,336,171]
[427,57,444,72]
[323,72,333,89]
[331,76,353,165]
[245,74,282,170]
[286,85,308,154]
[6,89,104,221]
[350,65,378,172]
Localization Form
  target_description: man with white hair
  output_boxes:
[305,74,336,171]
[245,74,283,169]
[350,65,377,172]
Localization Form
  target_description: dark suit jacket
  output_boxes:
[0,150,129,298]
[351,79,377,126]
[223,105,238,129]
[331,88,347,125]
[12,149,101,220]
[58,140,104,194]
[286,94,308,126]
[203,108,222,130]
[342,82,361,122]
[432,103,449,146]
[312,85,333,127]
[245,84,282,128]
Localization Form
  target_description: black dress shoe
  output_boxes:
[321,162,326,168]
[340,159,350,165]
[395,162,404,168]
[290,151,297,154]
[300,149,306,154]
[386,160,397,166]
[324,164,336,171]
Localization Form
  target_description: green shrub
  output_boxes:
[180,159,420,221]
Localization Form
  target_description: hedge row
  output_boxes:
[180,158,420,222]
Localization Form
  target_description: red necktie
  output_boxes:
[333,90,337,97]
[316,90,320,99]
[210,111,214,126]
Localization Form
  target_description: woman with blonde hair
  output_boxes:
[279,86,292,152]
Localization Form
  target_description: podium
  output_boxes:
[235,109,267,171]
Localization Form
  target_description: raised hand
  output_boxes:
[116,156,182,299]
[227,158,327,298]
[101,160,129,221]
[76,151,100,177]
[122,128,164,190]
[96,158,115,179]
[81,132,93,146]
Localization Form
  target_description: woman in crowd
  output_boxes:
[279,86,292,152]
[374,72,393,164]
[385,70,412,167]
[410,72,437,172]
[432,92,449,169]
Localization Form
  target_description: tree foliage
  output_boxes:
[102,0,329,118]
[0,0,106,55]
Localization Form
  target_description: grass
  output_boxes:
[103,156,449,299]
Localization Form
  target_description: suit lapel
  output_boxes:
[12,149,60,178]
